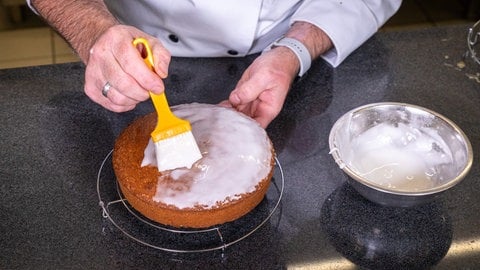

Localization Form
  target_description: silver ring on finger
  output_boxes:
[102,82,112,97]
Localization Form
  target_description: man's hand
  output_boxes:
[222,21,333,128]
[221,47,299,128]
[85,25,171,112]
[31,0,171,112]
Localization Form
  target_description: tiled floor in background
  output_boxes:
[0,2,79,69]
[0,0,479,69]
[0,28,79,69]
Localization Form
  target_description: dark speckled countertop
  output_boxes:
[1,24,479,269]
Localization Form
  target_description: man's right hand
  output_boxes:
[84,25,171,112]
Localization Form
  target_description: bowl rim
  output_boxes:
[328,102,474,196]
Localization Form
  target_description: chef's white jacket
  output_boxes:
[28,0,402,67]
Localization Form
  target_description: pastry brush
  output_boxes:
[133,38,202,171]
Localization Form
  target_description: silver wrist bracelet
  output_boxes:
[272,37,312,77]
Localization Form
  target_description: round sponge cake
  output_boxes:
[112,103,275,228]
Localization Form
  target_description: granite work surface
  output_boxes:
[1,24,479,269]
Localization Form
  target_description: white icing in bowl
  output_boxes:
[142,103,273,209]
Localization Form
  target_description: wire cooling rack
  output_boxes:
[97,150,284,253]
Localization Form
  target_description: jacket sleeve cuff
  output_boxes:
[290,0,402,67]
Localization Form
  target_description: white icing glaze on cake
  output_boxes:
[142,103,273,209]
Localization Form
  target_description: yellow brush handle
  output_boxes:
[133,38,191,141]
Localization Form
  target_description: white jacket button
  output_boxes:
[227,50,238,55]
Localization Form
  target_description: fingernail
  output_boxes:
[151,84,164,94]
[156,64,168,78]
[230,92,241,105]
[158,70,167,79]
[218,100,233,108]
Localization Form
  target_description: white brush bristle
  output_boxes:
[154,131,202,171]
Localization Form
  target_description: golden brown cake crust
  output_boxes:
[112,112,275,228]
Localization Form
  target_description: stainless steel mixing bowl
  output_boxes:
[329,102,473,207]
